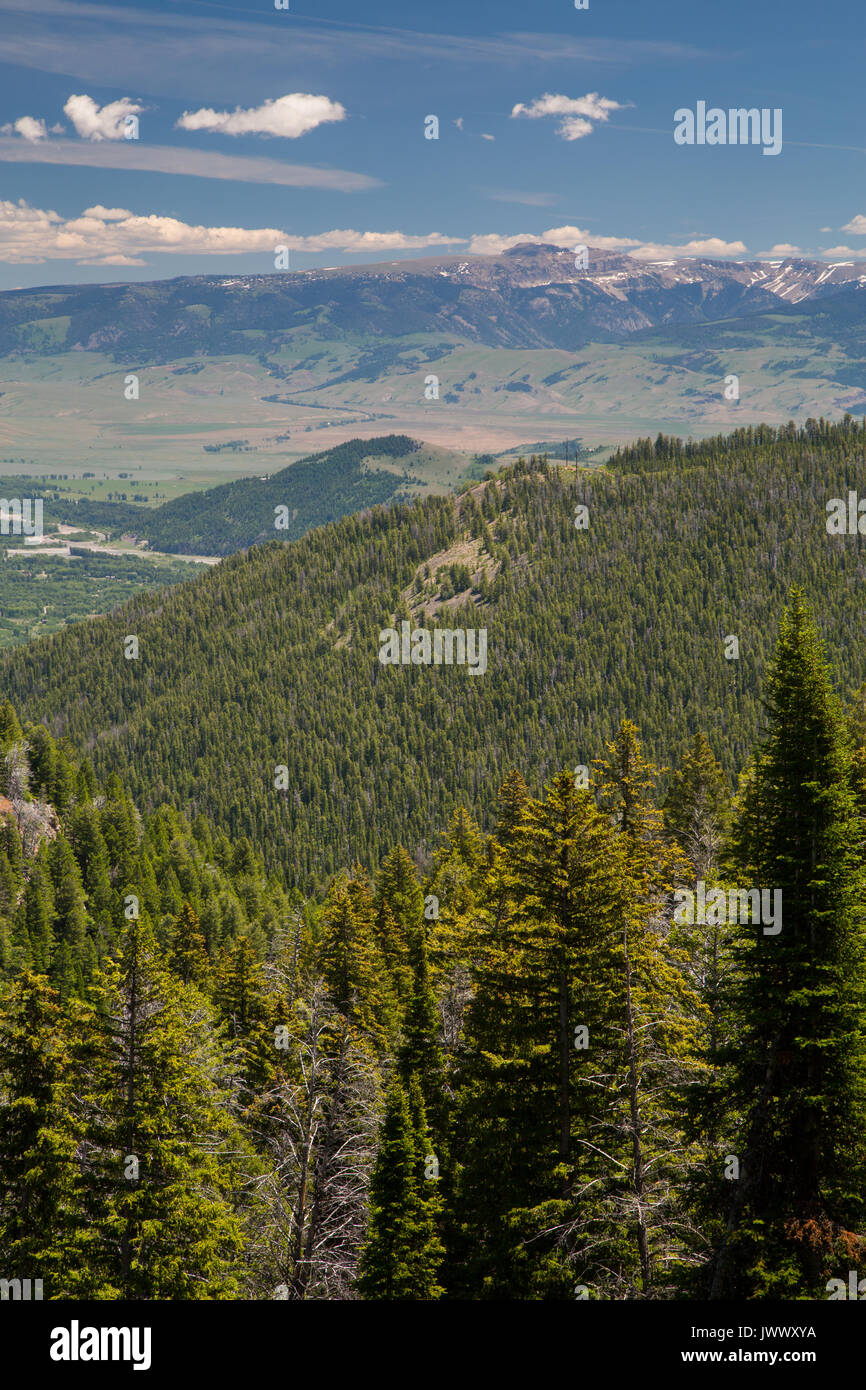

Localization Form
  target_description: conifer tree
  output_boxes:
[168,901,210,987]
[358,1075,443,1300]
[452,772,629,1298]
[664,733,730,876]
[397,928,448,1153]
[710,592,866,1298]
[0,972,95,1295]
[47,835,88,992]
[212,934,276,1112]
[375,846,424,997]
[69,803,114,925]
[82,916,248,1298]
[595,719,688,900]
[452,764,704,1299]
[319,871,392,1045]
[494,770,530,845]
[423,806,487,1054]
[1,812,23,881]
[405,1073,445,1294]
[24,724,56,802]
[19,855,54,974]
[591,729,708,1295]
[0,699,22,752]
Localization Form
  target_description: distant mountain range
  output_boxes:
[4,244,866,462]
[3,243,866,359]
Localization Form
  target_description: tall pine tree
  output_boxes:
[710,591,866,1298]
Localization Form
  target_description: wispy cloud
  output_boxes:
[0,138,379,190]
[0,1,711,100]
[483,189,559,207]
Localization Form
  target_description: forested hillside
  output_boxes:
[135,434,423,555]
[3,588,866,1298]
[14,435,426,556]
[3,416,866,888]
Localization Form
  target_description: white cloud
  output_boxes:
[0,197,755,272]
[0,115,48,141]
[766,243,801,256]
[454,117,464,130]
[628,238,748,261]
[481,132,495,141]
[543,223,640,250]
[511,91,625,140]
[176,94,345,139]
[840,214,866,235]
[559,118,594,141]
[0,199,460,264]
[79,254,148,266]
[82,205,133,221]
[820,226,832,233]
[466,225,640,256]
[512,92,624,121]
[63,94,143,141]
[280,229,462,253]
[466,233,540,255]
[819,245,858,259]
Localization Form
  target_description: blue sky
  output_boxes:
[0,0,862,288]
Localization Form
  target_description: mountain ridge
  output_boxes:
[4,415,866,888]
[4,244,866,362]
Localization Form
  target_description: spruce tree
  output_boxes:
[397,928,448,1153]
[0,699,22,752]
[375,845,424,997]
[0,972,96,1295]
[167,901,210,987]
[19,855,54,975]
[47,835,88,994]
[82,916,248,1298]
[358,1075,443,1300]
[710,592,866,1298]
[451,772,628,1298]
[213,933,278,1116]
[319,871,392,1045]
[664,732,730,876]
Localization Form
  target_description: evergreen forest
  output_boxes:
[2,417,866,1299]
